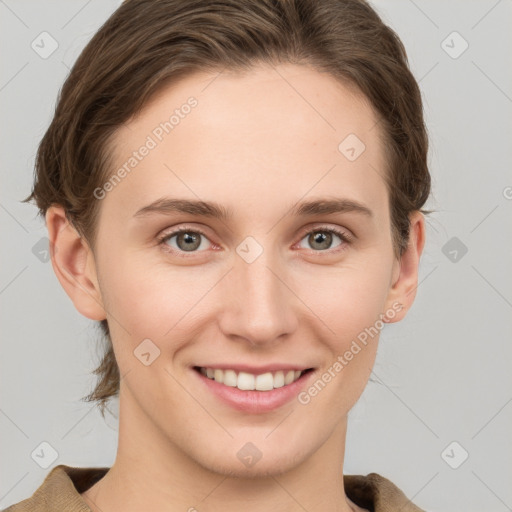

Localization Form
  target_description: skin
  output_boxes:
[46,63,425,512]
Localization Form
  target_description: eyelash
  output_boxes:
[157,225,353,258]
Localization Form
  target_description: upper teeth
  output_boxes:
[199,367,304,391]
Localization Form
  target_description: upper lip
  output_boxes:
[193,364,315,374]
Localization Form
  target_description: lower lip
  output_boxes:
[192,367,316,413]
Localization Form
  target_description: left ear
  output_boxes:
[382,210,426,323]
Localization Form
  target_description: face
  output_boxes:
[65,63,417,477]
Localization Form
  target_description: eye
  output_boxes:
[158,227,212,257]
[296,226,352,253]
[157,224,353,259]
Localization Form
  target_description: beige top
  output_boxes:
[2,464,425,511]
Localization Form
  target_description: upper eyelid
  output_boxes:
[296,224,352,239]
[158,225,211,242]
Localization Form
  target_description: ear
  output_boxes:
[382,210,426,323]
[45,205,106,321]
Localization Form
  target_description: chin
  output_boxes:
[194,441,312,479]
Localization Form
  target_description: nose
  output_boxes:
[217,247,298,348]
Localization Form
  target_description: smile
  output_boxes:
[194,366,313,391]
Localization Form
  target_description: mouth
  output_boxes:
[192,365,316,413]
[193,366,315,392]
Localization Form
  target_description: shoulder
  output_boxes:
[344,472,425,512]
[2,464,109,512]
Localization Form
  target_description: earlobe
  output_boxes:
[383,211,426,324]
[46,206,106,321]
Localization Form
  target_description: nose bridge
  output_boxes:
[218,241,297,345]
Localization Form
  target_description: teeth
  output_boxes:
[238,372,255,390]
[255,373,273,391]
[223,369,238,387]
[198,367,307,391]
[273,371,285,388]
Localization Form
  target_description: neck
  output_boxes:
[82,389,365,512]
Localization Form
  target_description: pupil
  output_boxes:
[311,232,331,250]
[179,232,200,251]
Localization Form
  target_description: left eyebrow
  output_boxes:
[133,198,233,221]
[132,196,373,220]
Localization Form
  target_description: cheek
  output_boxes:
[294,262,389,394]
[295,259,391,338]
[100,256,214,345]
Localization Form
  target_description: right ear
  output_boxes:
[45,205,106,321]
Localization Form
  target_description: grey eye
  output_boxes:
[164,230,210,252]
[298,230,344,251]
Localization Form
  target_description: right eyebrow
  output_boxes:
[133,198,233,221]
[289,198,373,219]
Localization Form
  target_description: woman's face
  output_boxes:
[87,63,418,476]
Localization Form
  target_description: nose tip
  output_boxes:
[217,254,298,347]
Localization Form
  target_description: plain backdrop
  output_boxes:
[1,1,511,511]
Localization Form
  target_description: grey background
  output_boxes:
[1,1,511,511]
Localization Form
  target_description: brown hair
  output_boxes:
[23,0,433,418]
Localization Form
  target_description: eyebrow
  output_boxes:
[133,197,373,220]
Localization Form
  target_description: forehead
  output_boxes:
[102,63,389,228]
